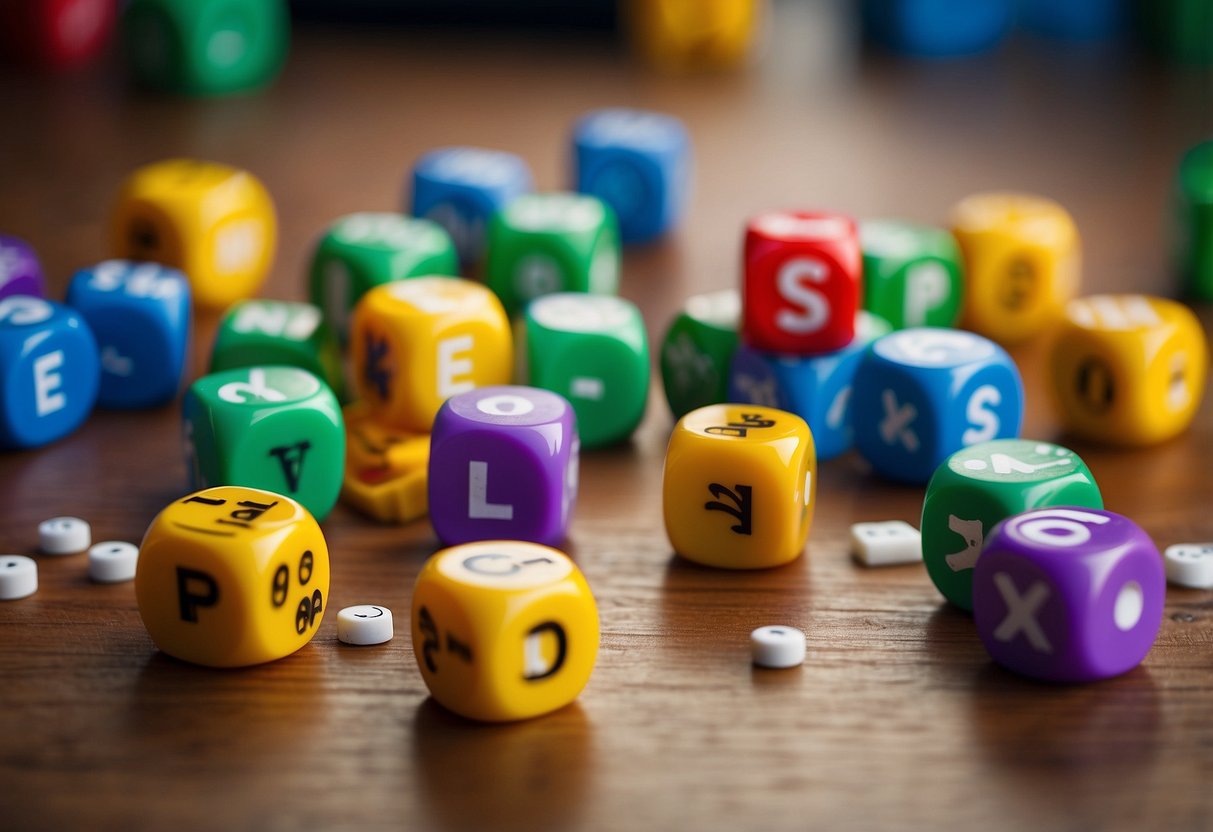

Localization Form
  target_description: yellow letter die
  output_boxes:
[135,486,330,668]
[625,0,764,72]
[111,159,277,310]
[350,277,512,433]
[411,541,599,722]
[1049,294,1208,446]
[951,192,1080,345]
[662,404,816,569]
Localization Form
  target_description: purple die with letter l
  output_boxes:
[428,385,579,547]
[973,507,1164,683]
[0,235,45,300]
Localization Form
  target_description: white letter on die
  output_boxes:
[961,384,1002,445]
[774,257,829,334]
[992,573,1053,654]
[904,262,948,327]
[437,334,475,398]
[468,461,513,520]
[33,351,66,417]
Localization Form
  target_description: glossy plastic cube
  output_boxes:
[340,403,430,524]
[309,212,458,341]
[412,540,598,722]
[624,0,763,71]
[852,328,1023,484]
[523,293,648,449]
[973,507,1164,682]
[859,219,963,330]
[660,289,740,419]
[743,210,862,354]
[349,277,512,433]
[950,192,1081,346]
[135,486,329,668]
[1177,140,1213,300]
[409,147,533,265]
[0,296,99,449]
[122,0,289,95]
[111,159,277,310]
[0,0,117,71]
[921,439,1103,611]
[0,236,45,300]
[484,193,620,317]
[66,260,191,409]
[572,108,691,244]
[862,0,1012,57]
[1049,294,1207,446]
[183,366,345,521]
[728,310,891,460]
[663,404,815,569]
[429,386,578,547]
[211,300,343,399]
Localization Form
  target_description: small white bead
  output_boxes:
[88,541,139,583]
[0,555,37,600]
[850,520,922,566]
[1164,543,1213,589]
[337,605,394,645]
[750,625,806,669]
[38,516,91,555]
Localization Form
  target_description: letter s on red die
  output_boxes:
[743,211,862,354]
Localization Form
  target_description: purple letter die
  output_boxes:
[0,235,45,301]
[973,507,1164,683]
[428,385,579,547]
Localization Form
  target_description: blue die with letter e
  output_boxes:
[851,327,1023,483]
[0,295,99,449]
[66,260,191,410]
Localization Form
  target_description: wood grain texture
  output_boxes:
[2,3,1213,830]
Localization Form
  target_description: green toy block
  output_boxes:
[660,289,739,418]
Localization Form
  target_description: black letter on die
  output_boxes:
[176,568,220,623]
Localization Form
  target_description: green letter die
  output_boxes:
[523,293,648,448]
[1177,141,1213,300]
[920,438,1102,611]
[660,289,739,418]
[485,193,620,317]
[309,213,458,340]
[123,0,290,96]
[183,366,345,520]
[860,219,963,330]
[210,300,345,400]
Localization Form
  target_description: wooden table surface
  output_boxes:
[2,4,1212,830]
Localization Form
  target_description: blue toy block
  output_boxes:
[1019,0,1126,40]
[409,147,533,265]
[65,261,191,410]
[728,311,891,461]
[0,296,99,449]
[851,327,1023,483]
[573,108,691,245]
[863,0,1014,57]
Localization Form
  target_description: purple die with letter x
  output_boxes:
[0,235,45,300]
[428,385,579,547]
[973,507,1164,683]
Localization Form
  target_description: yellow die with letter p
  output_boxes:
[411,541,599,722]
[135,486,329,668]
[1049,294,1208,446]
[662,404,816,569]
[111,159,277,310]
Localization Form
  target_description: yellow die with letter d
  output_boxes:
[411,541,599,722]
[135,486,330,668]
[663,404,816,569]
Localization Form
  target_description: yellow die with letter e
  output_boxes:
[1049,294,1208,446]
[411,541,599,722]
[135,486,329,668]
[111,159,277,311]
[663,404,816,569]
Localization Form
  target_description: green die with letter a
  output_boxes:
[210,300,346,400]
[660,289,739,419]
[485,193,620,317]
[920,438,1103,611]
[183,366,346,521]
[522,293,648,449]
[309,213,458,341]
[860,219,964,330]
[122,0,290,96]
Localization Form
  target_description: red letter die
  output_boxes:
[743,211,862,354]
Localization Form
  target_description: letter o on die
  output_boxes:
[972,507,1164,683]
